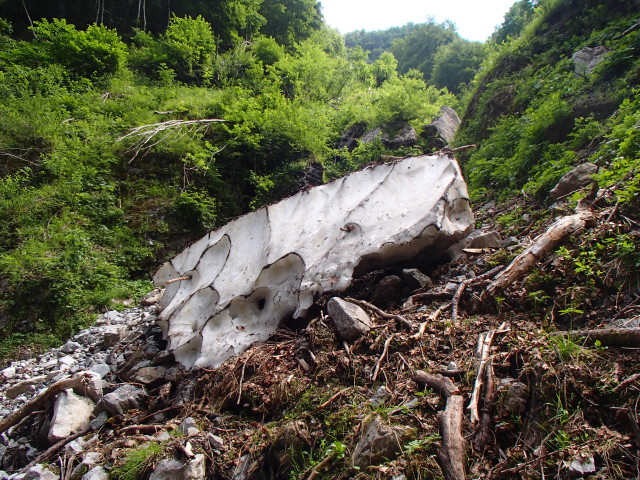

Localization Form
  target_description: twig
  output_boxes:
[21,428,89,472]
[468,330,496,424]
[306,451,335,480]
[452,265,504,323]
[165,275,192,285]
[315,387,352,411]
[119,424,176,435]
[346,298,414,331]
[412,303,451,339]
[614,373,640,393]
[372,334,395,382]
[474,358,495,450]
[237,354,253,405]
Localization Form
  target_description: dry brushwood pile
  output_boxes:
[1,192,640,480]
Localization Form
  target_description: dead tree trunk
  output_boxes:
[413,371,467,480]
[483,210,595,299]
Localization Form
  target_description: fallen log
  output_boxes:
[483,210,595,299]
[413,371,466,480]
[552,327,640,348]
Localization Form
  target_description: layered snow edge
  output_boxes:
[153,154,474,368]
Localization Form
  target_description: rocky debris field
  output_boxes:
[1,195,639,480]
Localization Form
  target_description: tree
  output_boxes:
[259,0,323,47]
[491,0,537,44]
[430,39,485,94]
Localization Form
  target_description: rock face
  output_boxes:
[572,46,609,75]
[154,154,474,368]
[421,106,461,150]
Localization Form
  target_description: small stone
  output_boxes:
[90,411,109,430]
[369,386,391,408]
[61,341,82,354]
[22,464,60,480]
[207,434,224,450]
[401,269,433,290]
[567,455,596,475]
[81,466,109,480]
[1,366,16,380]
[58,356,76,371]
[89,364,111,379]
[179,417,198,435]
[466,230,502,249]
[351,416,412,468]
[327,298,372,341]
[370,275,403,306]
[141,289,164,306]
[5,376,47,399]
[133,366,167,385]
[103,310,124,324]
[500,236,519,248]
[155,431,172,442]
[99,384,146,416]
[64,440,84,455]
[102,325,126,347]
[149,454,205,480]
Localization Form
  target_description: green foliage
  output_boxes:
[111,442,163,480]
[430,39,486,94]
[170,190,217,234]
[0,19,127,79]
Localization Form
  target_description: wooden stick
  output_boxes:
[346,298,414,331]
[306,451,335,480]
[468,330,495,424]
[413,371,466,480]
[412,303,451,339]
[0,373,100,434]
[483,210,595,299]
[119,424,176,435]
[21,428,89,472]
[451,266,504,323]
[614,373,640,393]
[474,359,495,450]
[315,388,352,412]
[552,327,640,348]
[165,275,191,285]
[372,334,395,382]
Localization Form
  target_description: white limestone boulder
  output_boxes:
[153,154,474,368]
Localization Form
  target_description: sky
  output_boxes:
[319,0,518,42]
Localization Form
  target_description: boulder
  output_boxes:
[99,384,146,416]
[572,46,609,75]
[149,454,205,480]
[466,230,502,249]
[337,122,367,151]
[421,106,461,149]
[401,269,433,290]
[154,154,474,368]
[48,389,95,443]
[549,162,598,201]
[351,416,412,468]
[381,123,418,149]
[369,275,403,306]
[327,298,372,341]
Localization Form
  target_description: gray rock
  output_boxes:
[81,467,109,480]
[500,236,519,248]
[102,325,126,347]
[549,163,598,201]
[133,366,167,384]
[572,46,609,75]
[351,416,412,468]
[90,411,108,430]
[401,269,433,290]
[5,376,46,399]
[466,230,502,249]
[327,298,372,341]
[48,389,95,444]
[149,454,205,480]
[421,106,461,148]
[1,367,16,380]
[369,386,391,408]
[178,417,197,436]
[57,356,76,371]
[141,289,164,306]
[22,464,59,480]
[89,364,111,379]
[207,434,224,451]
[99,384,146,416]
[61,341,82,354]
[381,123,418,149]
[370,275,403,306]
[103,310,124,324]
[360,127,383,145]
